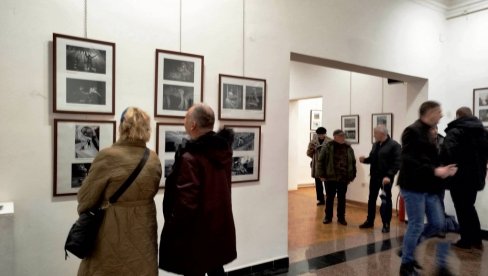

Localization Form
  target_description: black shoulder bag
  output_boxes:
[64,148,150,259]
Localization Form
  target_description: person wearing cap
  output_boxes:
[358,125,401,233]
[307,127,332,205]
[317,129,357,225]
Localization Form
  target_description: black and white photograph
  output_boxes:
[66,45,106,74]
[341,115,360,144]
[164,159,175,178]
[66,78,106,105]
[232,156,254,176]
[223,84,244,109]
[245,86,263,110]
[163,58,195,82]
[219,74,267,121]
[156,123,186,188]
[473,88,488,127]
[165,131,187,152]
[224,125,261,183]
[155,49,203,118]
[371,113,393,143]
[53,33,115,114]
[54,119,115,196]
[310,110,322,131]
[75,125,100,158]
[162,84,194,111]
[71,163,91,188]
[232,132,255,151]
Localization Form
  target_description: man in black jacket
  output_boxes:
[359,125,401,233]
[440,107,488,250]
[398,101,458,276]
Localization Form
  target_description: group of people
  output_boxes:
[76,104,236,276]
[307,101,488,275]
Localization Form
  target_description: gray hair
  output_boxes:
[374,124,389,136]
[190,103,215,130]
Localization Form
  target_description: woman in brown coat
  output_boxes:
[77,107,162,276]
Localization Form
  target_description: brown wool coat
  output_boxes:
[77,139,162,276]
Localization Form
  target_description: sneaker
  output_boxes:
[382,224,390,233]
[322,218,332,224]
[359,221,374,229]
[338,219,347,226]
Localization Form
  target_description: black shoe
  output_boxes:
[317,201,325,206]
[436,266,455,276]
[323,218,332,224]
[452,240,471,249]
[338,219,347,226]
[382,223,390,233]
[359,221,374,229]
[399,262,420,276]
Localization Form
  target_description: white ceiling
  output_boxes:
[415,0,488,18]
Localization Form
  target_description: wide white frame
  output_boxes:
[156,123,188,188]
[54,119,115,196]
[225,125,261,183]
[53,33,115,114]
[310,110,322,131]
[341,115,360,144]
[473,87,488,127]
[371,113,393,143]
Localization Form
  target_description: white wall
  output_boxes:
[288,97,322,190]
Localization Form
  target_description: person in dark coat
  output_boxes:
[159,103,237,276]
[307,127,332,205]
[398,101,458,276]
[358,125,401,233]
[440,106,488,250]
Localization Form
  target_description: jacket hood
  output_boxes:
[445,116,484,132]
[184,128,234,168]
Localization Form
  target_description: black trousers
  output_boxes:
[451,186,482,245]
[184,266,225,276]
[366,177,392,224]
[314,177,325,202]
[325,181,348,220]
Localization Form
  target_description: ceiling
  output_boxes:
[416,0,488,18]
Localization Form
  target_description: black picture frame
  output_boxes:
[341,115,360,144]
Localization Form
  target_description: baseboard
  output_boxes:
[297,183,315,188]
[227,257,289,275]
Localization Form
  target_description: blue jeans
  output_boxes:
[401,189,448,267]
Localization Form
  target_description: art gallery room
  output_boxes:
[2,0,488,275]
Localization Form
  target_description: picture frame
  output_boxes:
[310,110,322,131]
[310,131,316,141]
[371,113,393,143]
[155,49,204,118]
[341,115,359,144]
[224,125,261,183]
[219,74,266,121]
[53,33,115,115]
[156,123,188,188]
[473,87,488,127]
[54,119,116,196]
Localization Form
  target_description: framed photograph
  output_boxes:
[54,119,116,196]
[341,115,359,144]
[155,49,204,118]
[53,33,115,114]
[473,88,488,127]
[371,113,393,143]
[219,74,266,121]
[224,125,261,183]
[156,123,188,188]
[310,131,316,141]
[310,110,322,131]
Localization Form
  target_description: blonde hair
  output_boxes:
[119,107,151,142]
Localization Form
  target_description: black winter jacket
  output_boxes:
[363,136,401,182]
[440,116,488,191]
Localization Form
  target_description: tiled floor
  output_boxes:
[286,187,488,275]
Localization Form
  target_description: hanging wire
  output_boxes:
[179,0,182,52]
[242,0,246,76]
[349,72,352,115]
[381,78,385,113]
[84,0,88,38]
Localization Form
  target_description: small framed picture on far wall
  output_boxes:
[341,115,359,144]
[371,113,393,143]
[473,87,488,127]
[310,110,322,131]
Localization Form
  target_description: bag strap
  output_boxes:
[109,148,150,204]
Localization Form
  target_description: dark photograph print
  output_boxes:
[232,132,255,151]
[345,130,356,140]
[245,86,263,110]
[71,163,91,188]
[163,58,195,82]
[75,125,100,158]
[479,91,488,107]
[223,84,244,109]
[165,131,187,152]
[232,156,254,176]
[66,78,106,105]
[479,109,488,122]
[344,118,356,128]
[376,116,387,126]
[164,159,175,178]
[66,45,106,74]
[162,84,194,111]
